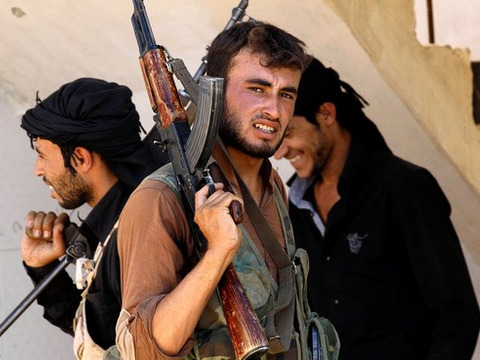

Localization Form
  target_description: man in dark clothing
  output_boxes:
[20,77,166,358]
[274,58,480,359]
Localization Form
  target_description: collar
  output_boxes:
[289,175,326,236]
[289,176,315,207]
[287,140,372,236]
[80,181,131,246]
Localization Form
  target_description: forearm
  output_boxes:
[151,181,243,353]
[117,179,241,359]
[151,249,231,354]
[117,182,197,359]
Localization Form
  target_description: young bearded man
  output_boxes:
[274,57,480,360]
[20,78,165,359]
[115,21,312,360]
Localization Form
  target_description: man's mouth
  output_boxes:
[289,155,301,164]
[254,123,275,133]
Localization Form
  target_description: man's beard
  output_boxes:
[219,105,282,159]
[310,129,331,178]
[49,170,93,209]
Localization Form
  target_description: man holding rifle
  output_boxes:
[19,78,164,359]
[116,20,311,360]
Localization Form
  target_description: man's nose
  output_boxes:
[262,95,280,119]
[34,159,43,177]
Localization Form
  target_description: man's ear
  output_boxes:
[71,147,93,171]
[316,102,337,127]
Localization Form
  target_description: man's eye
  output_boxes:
[250,87,263,93]
[280,93,294,100]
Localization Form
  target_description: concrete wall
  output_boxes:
[1,0,479,358]
[322,0,480,287]
[325,0,480,201]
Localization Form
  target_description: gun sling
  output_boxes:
[216,143,296,354]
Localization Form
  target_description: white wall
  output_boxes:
[0,102,75,357]
[415,0,480,60]
[1,0,480,359]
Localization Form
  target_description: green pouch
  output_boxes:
[103,345,122,360]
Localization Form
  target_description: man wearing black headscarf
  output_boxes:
[20,77,166,359]
[274,58,480,359]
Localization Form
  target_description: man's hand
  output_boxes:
[149,184,245,354]
[194,183,243,265]
[22,211,70,267]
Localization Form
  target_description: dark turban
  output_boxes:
[21,77,165,190]
[294,58,391,153]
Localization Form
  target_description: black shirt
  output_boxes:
[25,181,128,350]
[289,141,480,359]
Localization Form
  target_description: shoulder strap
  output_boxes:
[75,220,119,293]
[236,173,292,268]
[213,141,297,353]
[160,153,297,353]
[234,173,297,353]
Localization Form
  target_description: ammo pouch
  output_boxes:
[294,248,340,360]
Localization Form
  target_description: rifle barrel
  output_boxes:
[0,256,73,337]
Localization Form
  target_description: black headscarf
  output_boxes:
[21,77,166,191]
[294,58,391,153]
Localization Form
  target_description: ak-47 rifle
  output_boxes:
[142,0,251,152]
[131,1,269,360]
[176,0,250,105]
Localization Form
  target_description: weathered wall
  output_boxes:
[323,0,480,258]
[1,0,479,359]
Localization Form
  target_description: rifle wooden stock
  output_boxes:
[131,2,268,359]
[220,265,269,360]
[139,48,187,127]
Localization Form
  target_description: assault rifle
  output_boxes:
[131,1,269,359]
[176,0,250,105]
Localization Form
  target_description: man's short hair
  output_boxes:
[206,20,311,85]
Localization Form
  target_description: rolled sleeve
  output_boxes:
[116,179,195,360]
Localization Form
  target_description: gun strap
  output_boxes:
[235,171,292,268]
[216,142,296,353]
[235,167,296,353]
[75,220,119,293]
